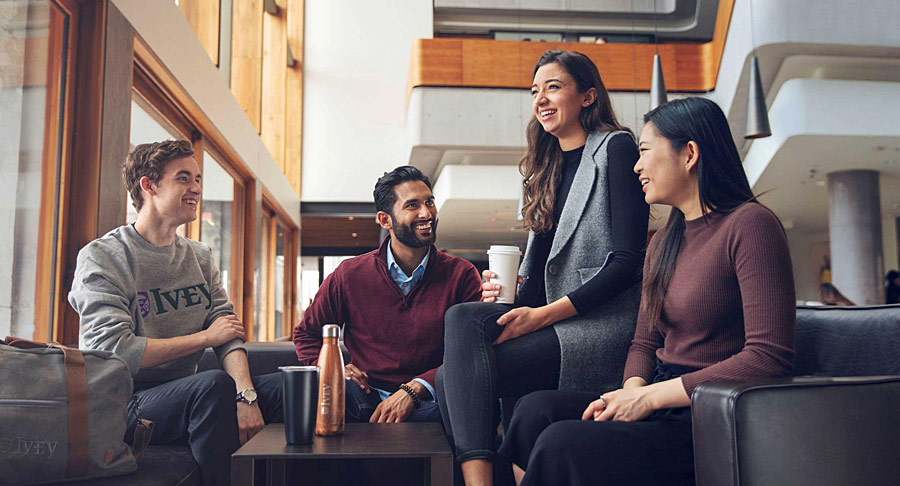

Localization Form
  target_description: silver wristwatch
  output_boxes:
[236,388,258,405]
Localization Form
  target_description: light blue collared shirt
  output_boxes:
[386,242,430,296]
[377,240,435,402]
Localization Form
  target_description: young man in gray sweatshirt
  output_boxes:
[68,140,282,485]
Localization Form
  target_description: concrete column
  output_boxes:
[827,170,884,305]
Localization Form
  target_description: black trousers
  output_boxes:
[498,363,696,486]
[436,302,561,463]
[128,370,283,486]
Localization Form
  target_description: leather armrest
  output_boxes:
[692,376,900,486]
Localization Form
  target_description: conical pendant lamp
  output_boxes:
[744,0,771,139]
[650,54,668,110]
[744,57,771,139]
[649,0,667,110]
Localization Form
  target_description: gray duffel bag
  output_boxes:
[0,337,148,485]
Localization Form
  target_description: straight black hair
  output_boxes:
[641,97,756,327]
[373,166,432,215]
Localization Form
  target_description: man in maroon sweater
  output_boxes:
[294,166,482,423]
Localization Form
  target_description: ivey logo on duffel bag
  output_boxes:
[0,436,59,459]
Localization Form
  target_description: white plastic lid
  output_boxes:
[487,245,521,255]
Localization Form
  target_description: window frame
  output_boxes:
[32,0,82,342]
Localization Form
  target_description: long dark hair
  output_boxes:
[641,97,756,327]
[519,50,630,233]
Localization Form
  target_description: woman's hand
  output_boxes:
[581,378,690,422]
[494,296,578,345]
[481,270,523,303]
[581,386,656,423]
[494,306,551,344]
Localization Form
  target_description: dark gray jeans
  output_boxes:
[345,379,442,423]
[436,302,561,463]
[129,370,283,486]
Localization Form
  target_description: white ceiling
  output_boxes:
[754,135,900,234]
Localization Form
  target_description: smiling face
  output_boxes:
[142,156,202,226]
[634,122,697,208]
[384,180,438,249]
[531,62,594,143]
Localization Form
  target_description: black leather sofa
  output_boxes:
[80,305,899,485]
[692,304,900,486]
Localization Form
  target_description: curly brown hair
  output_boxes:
[520,50,630,233]
[123,140,194,211]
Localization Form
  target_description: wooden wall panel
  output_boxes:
[231,0,263,132]
[261,7,286,170]
[97,2,132,235]
[300,216,381,250]
[178,0,220,66]
[409,0,735,93]
[284,0,303,196]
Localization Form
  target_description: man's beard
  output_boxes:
[392,217,437,249]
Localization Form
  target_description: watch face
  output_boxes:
[243,389,258,403]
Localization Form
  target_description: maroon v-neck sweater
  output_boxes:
[623,202,796,396]
[293,239,482,390]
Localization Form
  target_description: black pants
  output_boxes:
[498,363,696,486]
[436,302,561,462]
[128,370,283,486]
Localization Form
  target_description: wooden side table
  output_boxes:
[232,423,453,486]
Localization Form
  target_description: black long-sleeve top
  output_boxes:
[528,133,648,314]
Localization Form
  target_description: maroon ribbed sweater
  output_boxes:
[623,202,796,396]
[293,239,482,390]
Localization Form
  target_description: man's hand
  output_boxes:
[369,390,415,423]
[237,402,265,444]
[345,363,370,394]
[203,315,246,347]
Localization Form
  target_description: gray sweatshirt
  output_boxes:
[68,224,244,382]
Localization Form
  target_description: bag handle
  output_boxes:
[4,336,90,478]
[129,394,155,460]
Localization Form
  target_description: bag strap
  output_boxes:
[52,344,90,478]
[4,337,90,477]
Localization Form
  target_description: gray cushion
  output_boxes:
[198,342,298,375]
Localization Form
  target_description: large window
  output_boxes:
[254,199,298,341]
[0,0,75,340]
[200,149,245,308]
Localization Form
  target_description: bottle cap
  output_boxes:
[322,324,341,338]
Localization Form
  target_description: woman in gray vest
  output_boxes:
[436,50,648,485]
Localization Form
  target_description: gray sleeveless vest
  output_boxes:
[517,130,643,392]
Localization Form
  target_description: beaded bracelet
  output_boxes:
[398,383,421,409]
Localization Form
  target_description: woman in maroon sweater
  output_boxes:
[497,97,796,485]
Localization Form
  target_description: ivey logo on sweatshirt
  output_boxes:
[137,284,212,318]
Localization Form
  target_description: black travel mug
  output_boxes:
[280,366,320,445]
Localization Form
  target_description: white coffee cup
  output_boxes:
[487,245,522,304]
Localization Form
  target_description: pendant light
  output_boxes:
[649,0,668,109]
[744,0,771,139]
